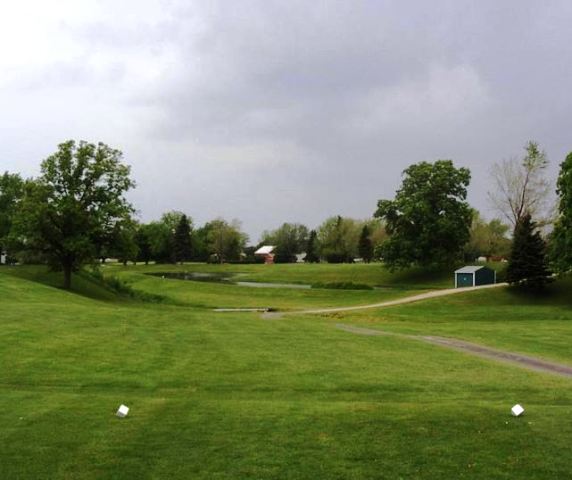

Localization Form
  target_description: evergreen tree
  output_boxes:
[304,230,319,263]
[173,214,193,263]
[506,214,552,291]
[358,225,374,263]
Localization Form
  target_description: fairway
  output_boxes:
[1,264,572,479]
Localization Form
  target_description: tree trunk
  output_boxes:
[63,263,72,290]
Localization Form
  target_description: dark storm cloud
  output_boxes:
[2,0,571,240]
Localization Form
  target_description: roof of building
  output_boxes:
[255,245,275,255]
[455,265,487,274]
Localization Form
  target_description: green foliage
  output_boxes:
[109,220,139,265]
[9,140,134,288]
[304,229,320,263]
[464,211,511,260]
[143,221,174,263]
[260,222,308,263]
[204,218,248,263]
[358,225,374,263]
[0,171,24,260]
[550,152,572,273]
[135,224,153,264]
[173,214,193,263]
[375,160,472,269]
[506,214,552,291]
[317,215,361,263]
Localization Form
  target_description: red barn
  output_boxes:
[255,245,276,264]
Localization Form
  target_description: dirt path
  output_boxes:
[286,282,508,315]
[336,323,572,379]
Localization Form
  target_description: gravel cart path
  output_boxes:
[336,323,572,379]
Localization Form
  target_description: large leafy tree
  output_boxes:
[375,160,472,269]
[0,171,24,261]
[506,213,552,290]
[11,140,134,288]
[550,152,572,273]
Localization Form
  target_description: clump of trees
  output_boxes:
[375,160,473,269]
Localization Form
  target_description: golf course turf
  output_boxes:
[1,263,571,479]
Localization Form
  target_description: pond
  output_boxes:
[147,272,312,289]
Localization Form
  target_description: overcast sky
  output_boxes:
[1,1,571,242]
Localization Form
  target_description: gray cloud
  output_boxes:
[1,0,571,241]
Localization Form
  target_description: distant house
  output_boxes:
[0,251,6,265]
[255,245,276,264]
[454,265,496,288]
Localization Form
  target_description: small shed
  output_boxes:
[454,266,496,288]
[255,245,276,264]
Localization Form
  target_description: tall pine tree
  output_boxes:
[173,214,192,264]
[304,230,319,263]
[358,225,374,263]
[506,214,552,290]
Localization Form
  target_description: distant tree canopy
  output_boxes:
[259,223,308,263]
[375,160,472,270]
[10,140,134,288]
[317,216,360,263]
[203,218,248,263]
[464,211,511,261]
[550,152,572,273]
[111,220,139,266]
[0,171,24,261]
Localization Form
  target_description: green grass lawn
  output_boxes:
[1,264,571,479]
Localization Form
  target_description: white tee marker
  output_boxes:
[511,404,524,417]
[116,404,130,418]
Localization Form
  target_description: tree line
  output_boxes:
[1,139,572,291]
